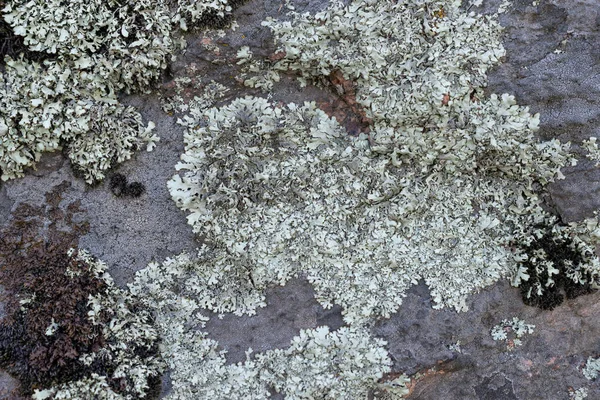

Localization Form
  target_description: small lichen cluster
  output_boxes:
[582,136,600,166]
[0,0,244,183]
[490,317,535,351]
[583,356,600,380]
[570,387,589,400]
[160,75,230,117]
[0,55,159,183]
[236,45,281,91]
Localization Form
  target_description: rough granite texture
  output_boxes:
[1,0,600,399]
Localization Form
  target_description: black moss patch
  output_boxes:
[515,222,596,310]
[125,181,146,197]
[110,173,128,197]
[109,173,145,198]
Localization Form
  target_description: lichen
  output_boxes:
[582,137,600,166]
[166,92,578,324]
[138,0,600,392]
[569,387,589,400]
[0,0,245,183]
[583,356,600,380]
[130,264,394,399]
[490,317,535,351]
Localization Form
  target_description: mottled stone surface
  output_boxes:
[205,277,345,365]
[0,371,19,400]
[1,0,600,399]
[375,280,600,399]
[479,0,600,222]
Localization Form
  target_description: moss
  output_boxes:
[125,181,146,198]
[109,173,145,198]
[0,182,162,398]
[109,173,128,197]
[513,221,597,310]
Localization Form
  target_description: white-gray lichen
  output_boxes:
[166,91,577,324]
[31,249,164,400]
[583,356,600,380]
[490,317,535,350]
[582,137,600,167]
[570,387,589,400]
[0,0,241,182]
[510,215,600,308]
[160,75,230,116]
[130,263,395,399]
[0,56,159,182]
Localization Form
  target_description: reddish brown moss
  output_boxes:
[0,181,161,397]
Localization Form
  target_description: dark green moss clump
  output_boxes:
[125,181,146,197]
[109,172,128,197]
[514,222,597,310]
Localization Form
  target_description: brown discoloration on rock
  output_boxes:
[269,50,286,62]
[318,69,373,135]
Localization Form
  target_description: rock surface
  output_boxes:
[1,0,600,399]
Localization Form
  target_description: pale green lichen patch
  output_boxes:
[490,317,535,351]
[0,0,243,183]
[583,356,600,380]
[582,137,600,166]
[569,387,589,400]
[0,56,158,183]
[166,91,580,324]
[510,215,600,309]
[130,264,394,399]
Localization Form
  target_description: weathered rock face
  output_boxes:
[375,280,600,399]
[481,0,600,223]
[1,0,600,399]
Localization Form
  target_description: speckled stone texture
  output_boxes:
[1,0,600,399]
[480,0,600,223]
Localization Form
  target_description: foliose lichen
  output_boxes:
[0,0,245,183]
[130,263,396,399]
[490,317,535,351]
[166,90,582,324]
[583,356,600,381]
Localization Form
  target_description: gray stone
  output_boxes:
[479,0,600,222]
[2,0,600,399]
[204,277,344,365]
